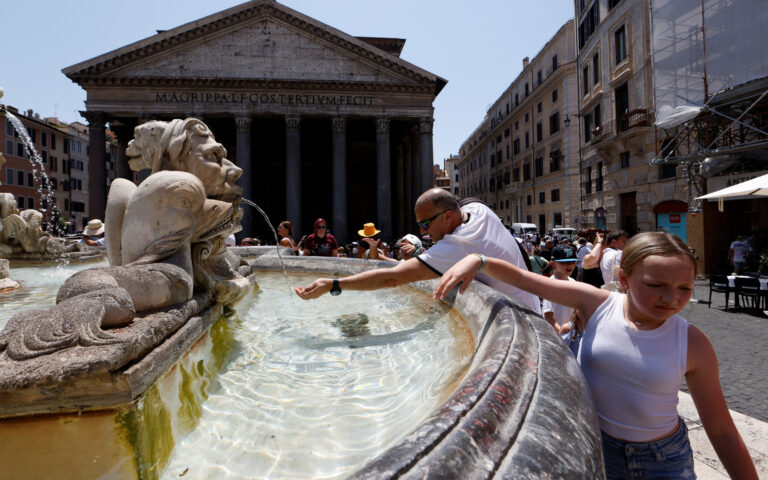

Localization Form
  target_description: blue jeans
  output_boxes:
[601,419,696,479]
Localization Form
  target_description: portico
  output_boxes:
[63,0,445,243]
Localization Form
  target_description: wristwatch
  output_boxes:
[330,278,342,296]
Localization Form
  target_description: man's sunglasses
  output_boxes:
[317,225,327,229]
[417,209,449,231]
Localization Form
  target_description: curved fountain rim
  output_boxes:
[248,254,604,479]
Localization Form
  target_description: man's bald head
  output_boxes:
[415,189,460,212]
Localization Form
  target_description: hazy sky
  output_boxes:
[0,0,574,167]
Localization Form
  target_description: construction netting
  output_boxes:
[650,0,768,128]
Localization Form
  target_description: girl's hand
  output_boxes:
[433,254,483,300]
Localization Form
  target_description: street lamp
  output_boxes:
[563,113,581,128]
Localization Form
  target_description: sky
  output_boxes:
[0,0,575,168]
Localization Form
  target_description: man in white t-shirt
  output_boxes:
[600,230,628,285]
[295,188,541,314]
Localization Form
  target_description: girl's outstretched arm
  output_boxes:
[433,255,609,318]
[686,326,758,479]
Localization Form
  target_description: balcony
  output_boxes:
[617,109,652,133]
[505,182,522,194]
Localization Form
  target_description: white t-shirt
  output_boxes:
[578,292,689,442]
[576,244,592,264]
[600,247,622,284]
[542,277,576,325]
[418,202,541,314]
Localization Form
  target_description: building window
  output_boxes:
[552,89,558,103]
[523,163,531,181]
[50,156,57,172]
[578,4,599,49]
[27,172,34,187]
[539,192,546,204]
[513,167,520,182]
[51,134,56,150]
[535,156,544,177]
[17,170,24,186]
[28,128,35,143]
[584,113,593,142]
[536,122,543,142]
[554,212,563,226]
[550,150,561,172]
[527,195,532,206]
[525,83,529,96]
[583,66,590,94]
[615,26,627,64]
[593,53,600,85]
[5,120,13,136]
[64,199,69,211]
[5,168,13,185]
[537,102,542,113]
[5,139,12,155]
[585,166,592,194]
[41,132,47,147]
[17,196,24,209]
[41,150,47,163]
[537,70,542,85]
[17,143,23,157]
[596,162,604,192]
[504,128,510,138]
[515,120,519,130]
[659,163,676,179]
[50,178,57,190]
[549,112,560,135]
[525,132,530,149]
[513,138,520,155]
[27,197,34,209]
[552,54,558,70]
[506,145,510,159]
[620,151,630,168]
[552,189,560,202]
[515,94,519,106]
[524,112,529,123]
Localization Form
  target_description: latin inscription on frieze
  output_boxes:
[155,92,376,106]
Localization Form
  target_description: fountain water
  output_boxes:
[3,111,60,234]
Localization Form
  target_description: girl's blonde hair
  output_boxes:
[621,232,697,277]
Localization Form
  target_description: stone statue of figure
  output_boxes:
[0,193,77,256]
[0,118,251,364]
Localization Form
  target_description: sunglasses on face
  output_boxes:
[317,225,327,229]
[417,209,449,231]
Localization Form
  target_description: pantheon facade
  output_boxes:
[63,0,446,243]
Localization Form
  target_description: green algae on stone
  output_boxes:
[116,384,175,480]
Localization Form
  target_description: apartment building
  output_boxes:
[575,0,688,237]
[61,122,91,231]
[457,21,579,232]
[444,155,460,196]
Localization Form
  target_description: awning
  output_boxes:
[696,172,768,200]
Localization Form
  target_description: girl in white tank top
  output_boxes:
[433,232,757,480]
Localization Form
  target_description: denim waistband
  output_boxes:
[601,418,689,455]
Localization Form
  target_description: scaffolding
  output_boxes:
[649,0,768,210]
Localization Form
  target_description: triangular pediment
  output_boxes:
[63,0,445,93]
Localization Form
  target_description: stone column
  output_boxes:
[235,116,253,239]
[82,111,107,221]
[110,123,135,181]
[395,144,405,235]
[409,127,420,210]
[419,117,435,194]
[331,117,348,244]
[285,114,302,236]
[376,118,392,241]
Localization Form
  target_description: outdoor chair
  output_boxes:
[708,274,732,310]
[734,276,763,311]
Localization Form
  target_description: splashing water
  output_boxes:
[240,198,293,295]
[4,111,62,235]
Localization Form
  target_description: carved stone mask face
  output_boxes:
[185,134,243,203]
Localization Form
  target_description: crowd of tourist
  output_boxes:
[281,189,757,479]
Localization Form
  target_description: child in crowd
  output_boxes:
[433,232,757,479]
[541,245,579,335]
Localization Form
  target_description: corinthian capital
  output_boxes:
[419,117,434,134]
[285,114,301,131]
[235,116,251,132]
[331,117,346,133]
[376,118,390,134]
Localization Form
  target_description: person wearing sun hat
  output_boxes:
[357,222,386,260]
[79,219,106,247]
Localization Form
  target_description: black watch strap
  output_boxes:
[330,278,342,296]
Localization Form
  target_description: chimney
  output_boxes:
[523,57,529,69]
